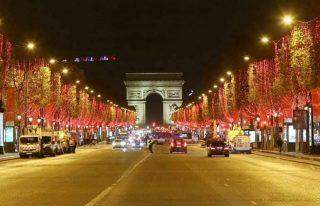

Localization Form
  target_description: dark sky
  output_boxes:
[1,0,320,106]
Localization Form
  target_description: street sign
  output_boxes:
[293,109,308,129]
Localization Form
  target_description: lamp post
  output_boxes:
[0,100,4,154]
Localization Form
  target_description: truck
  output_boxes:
[230,135,252,154]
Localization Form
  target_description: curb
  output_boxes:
[254,150,320,162]
[0,156,19,162]
[252,151,320,167]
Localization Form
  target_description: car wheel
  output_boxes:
[225,154,229,157]
[19,154,27,158]
[170,150,172,154]
[207,153,212,157]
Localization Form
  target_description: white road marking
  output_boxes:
[251,200,257,205]
[224,183,229,187]
[84,153,151,206]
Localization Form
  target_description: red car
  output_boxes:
[207,140,230,157]
[170,138,187,153]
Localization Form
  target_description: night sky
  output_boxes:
[1,0,320,107]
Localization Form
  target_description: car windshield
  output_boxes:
[211,141,226,146]
[20,137,38,144]
[42,136,52,144]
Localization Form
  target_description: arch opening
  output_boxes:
[146,93,163,125]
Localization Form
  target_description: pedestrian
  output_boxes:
[148,139,155,153]
[276,137,283,153]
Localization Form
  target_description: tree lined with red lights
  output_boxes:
[0,33,136,131]
[172,17,320,129]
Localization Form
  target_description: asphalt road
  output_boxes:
[1,144,320,206]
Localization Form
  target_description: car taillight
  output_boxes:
[170,142,174,147]
[224,147,229,150]
[210,147,216,150]
[183,142,187,147]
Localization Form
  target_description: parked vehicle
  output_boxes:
[207,140,230,157]
[230,135,252,154]
[54,131,71,153]
[19,133,55,158]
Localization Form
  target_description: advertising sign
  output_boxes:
[4,126,14,142]
[0,113,3,147]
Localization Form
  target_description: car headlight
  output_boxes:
[112,142,116,146]
[120,141,126,146]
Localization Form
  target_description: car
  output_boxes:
[112,139,127,149]
[131,140,144,149]
[170,138,187,153]
[207,140,230,157]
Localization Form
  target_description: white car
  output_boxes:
[112,139,127,149]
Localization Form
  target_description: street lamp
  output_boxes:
[76,80,80,84]
[85,86,89,90]
[260,36,270,44]
[49,58,56,64]
[90,90,94,93]
[220,77,225,83]
[28,117,33,124]
[97,94,101,98]
[243,55,250,62]
[213,84,218,89]
[226,71,232,76]
[26,42,35,51]
[282,14,294,26]
[62,68,69,74]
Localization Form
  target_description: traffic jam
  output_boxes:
[108,126,252,157]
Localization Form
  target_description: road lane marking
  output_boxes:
[251,200,257,205]
[224,183,229,187]
[85,153,151,206]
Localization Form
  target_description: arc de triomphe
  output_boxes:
[124,73,184,125]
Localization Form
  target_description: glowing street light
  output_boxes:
[85,86,89,90]
[76,80,80,84]
[208,89,212,93]
[90,90,94,93]
[260,36,270,44]
[62,68,69,74]
[49,58,56,64]
[243,55,250,61]
[16,115,22,120]
[282,14,294,26]
[26,42,35,50]
[220,77,225,83]
[213,84,218,89]
[198,96,202,100]
[226,71,232,76]
[97,94,101,98]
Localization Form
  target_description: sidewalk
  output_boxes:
[253,149,320,166]
[0,153,19,162]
